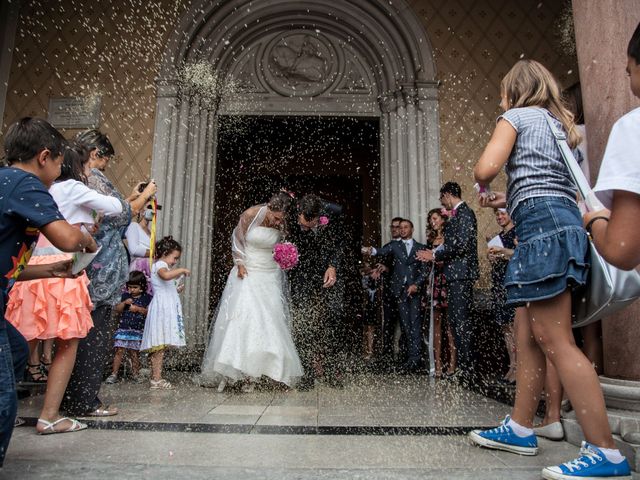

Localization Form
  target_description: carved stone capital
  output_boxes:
[155,77,179,99]
[416,81,439,112]
[400,84,419,107]
[378,92,397,113]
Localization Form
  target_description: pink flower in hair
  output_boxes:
[319,216,329,226]
[273,242,299,270]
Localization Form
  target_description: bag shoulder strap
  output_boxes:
[540,110,604,212]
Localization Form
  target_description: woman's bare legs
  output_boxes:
[41,339,54,367]
[502,322,517,382]
[581,321,603,374]
[26,340,47,381]
[510,307,546,428]
[527,291,614,448]
[537,320,603,428]
[445,319,457,374]
[36,338,79,433]
[537,359,563,426]
[27,340,41,367]
[433,309,443,376]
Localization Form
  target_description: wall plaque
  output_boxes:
[48,96,101,128]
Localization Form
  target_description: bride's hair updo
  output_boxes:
[268,192,293,213]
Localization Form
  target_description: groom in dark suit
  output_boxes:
[288,194,344,390]
[365,219,428,372]
[418,182,479,384]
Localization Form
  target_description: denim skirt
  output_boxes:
[505,196,589,306]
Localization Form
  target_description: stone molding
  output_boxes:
[152,0,439,345]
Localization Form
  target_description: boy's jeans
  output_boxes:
[0,320,28,467]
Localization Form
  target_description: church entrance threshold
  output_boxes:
[18,373,510,435]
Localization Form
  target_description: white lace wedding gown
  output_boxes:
[198,224,303,387]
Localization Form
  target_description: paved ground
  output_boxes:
[4,373,638,479]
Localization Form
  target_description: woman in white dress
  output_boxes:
[198,192,303,391]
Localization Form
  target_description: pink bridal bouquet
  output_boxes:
[273,242,299,270]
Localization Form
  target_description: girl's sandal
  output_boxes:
[37,417,87,435]
[25,363,48,383]
[40,360,53,373]
[150,379,173,390]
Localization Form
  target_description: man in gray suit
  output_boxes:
[364,219,428,372]
[418,182,479,385]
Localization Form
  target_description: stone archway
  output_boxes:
[151,0,440,345]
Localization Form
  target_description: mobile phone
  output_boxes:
[137,182,149,193]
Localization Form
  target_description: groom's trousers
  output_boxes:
[290,285,341,381]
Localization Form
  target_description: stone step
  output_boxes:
[563,407,640,439]
[562,411,640,472]
[600,376,640,412]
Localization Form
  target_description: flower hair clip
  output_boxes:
[319,216,329,226]
[280,188,296,199]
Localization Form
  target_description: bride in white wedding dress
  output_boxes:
[197,193,303,390]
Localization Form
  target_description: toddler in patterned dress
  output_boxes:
[106,271,152,384]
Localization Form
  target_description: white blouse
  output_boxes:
[125,221,150,258]
[595,107,640,209]
[50,179,123,225]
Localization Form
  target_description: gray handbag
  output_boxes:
[543,110,640,327]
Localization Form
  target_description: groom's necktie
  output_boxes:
[404,240,412,256]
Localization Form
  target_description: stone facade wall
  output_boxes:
[2,0,578,283]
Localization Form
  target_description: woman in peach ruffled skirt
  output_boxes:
[6,144,124,434]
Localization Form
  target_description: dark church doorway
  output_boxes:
[210,115,381,357]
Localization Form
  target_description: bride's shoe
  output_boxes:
[217,378,227,393]
[241,382,255,393]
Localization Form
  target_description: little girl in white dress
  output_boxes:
[140,236,190,389]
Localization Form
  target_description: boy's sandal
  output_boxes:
[37,417,87,435]
[25,363,48,383]
[82,405,119,417]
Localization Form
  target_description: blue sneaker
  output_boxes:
[542,441,631,479]
[468,415,538,455]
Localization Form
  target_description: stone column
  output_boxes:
[417,81,441,227]
[379,92,398,245]
[566,1,640,465]
[572,0,640,381]
[151,80,220,347]
[378,83,440,244]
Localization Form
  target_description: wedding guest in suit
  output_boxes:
[372,216,404,368]
[417,182,479,385]
[364,219,428,373]
[289,194,345,390]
